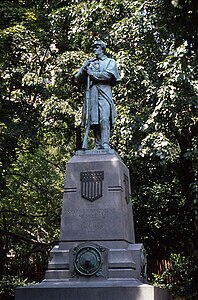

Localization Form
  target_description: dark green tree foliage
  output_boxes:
[0,0,78,281]
[0,0,197,297]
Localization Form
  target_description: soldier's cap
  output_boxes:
[93,40,106,50]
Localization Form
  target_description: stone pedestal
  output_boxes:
[15,280,172,300]
[15,150,172,300]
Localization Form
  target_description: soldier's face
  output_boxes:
[94,45,103,57]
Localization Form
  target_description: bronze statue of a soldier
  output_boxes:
[75,40,120,150]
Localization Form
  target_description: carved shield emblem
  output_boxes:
[80,171,104,202]
[124,174,130,204]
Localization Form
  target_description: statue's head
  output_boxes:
[93,40,106,51]
[93,40,106,58]
[93,40,106,57]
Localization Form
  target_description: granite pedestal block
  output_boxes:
[45,149,138,281]
[15,150,171,300]
[15,279,172,300]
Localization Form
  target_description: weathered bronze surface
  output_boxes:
[75,40,120,150]
[73,244,103,276]
[124,174,130,204]
[80,171,104,201]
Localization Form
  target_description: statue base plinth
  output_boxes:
[15,151,172,300]
[15,279,171,300]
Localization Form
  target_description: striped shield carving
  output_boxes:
[80,171,104,202]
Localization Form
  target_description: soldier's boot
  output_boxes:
[100,119,110,149]
[93,126,102,149]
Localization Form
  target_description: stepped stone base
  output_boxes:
[15,150,172,299]
[15,279,172,300]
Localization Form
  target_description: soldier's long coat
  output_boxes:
[75,54,120,128]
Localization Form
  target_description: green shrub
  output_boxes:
[152,253,198,298]
[0,276,34,299]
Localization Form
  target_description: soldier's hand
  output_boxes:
[83,58,92,70]
[87,68,94,76]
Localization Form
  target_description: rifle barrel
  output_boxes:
[82,75,90,150]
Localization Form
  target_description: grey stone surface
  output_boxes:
[15,280,172,300]
[75,149,121,158]
[60,151,135,243]
[44,151,138,281]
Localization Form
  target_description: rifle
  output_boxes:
[82,75,91,150]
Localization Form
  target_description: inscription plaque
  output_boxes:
[80,171,104,202]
